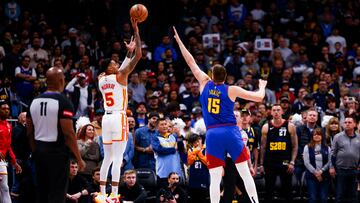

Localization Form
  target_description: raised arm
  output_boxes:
[228,79,267,102]
[119,18,142,75]
[173,26,210,86]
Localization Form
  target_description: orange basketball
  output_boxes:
[130,4,148,23]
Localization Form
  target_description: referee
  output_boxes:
[26,67,85,203]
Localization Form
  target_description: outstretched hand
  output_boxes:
[173,26,181,43]
[131,18,139,33]
[124,36,136,53]
[258,79,267,89]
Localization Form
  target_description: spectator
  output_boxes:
[313,80,334,112]
[227,0,248,27]
[154,35,178,63]
[61,28,81,51]
[65,73,93,119]
[91,109,104,137]
[330,115,360,203]
[303,128,331,203]
[239,108,260,174]
[118,169,147,203]
[2,40,22,78]
[187,133,209,203]
[326,27,346,54]
[147,91,165,113]
[324,117,341,146]
[14,56,37,106]
[295,108,320,185]
[87,167,110,201]
[22,37,49,68]
[151,118,184,187]
[128,72,146,104]
[134,111,158,171]
[180,81,200,113]
[77,123,101,182]
[65,160,89,203]
[275,37,292,61]
[156,172,187,203]
[134,102,148,129]
[121,127,135,174]
[200,6,219,34]
[10,112,31,199]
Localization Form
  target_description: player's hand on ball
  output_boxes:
[131,18,139,33]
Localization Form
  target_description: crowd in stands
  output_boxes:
[0,0,359,202]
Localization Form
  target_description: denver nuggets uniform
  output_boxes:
[98,74,128,144]
[200,81,249,168]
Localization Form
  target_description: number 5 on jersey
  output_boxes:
[207,98,220,114]
[105,92,114,107]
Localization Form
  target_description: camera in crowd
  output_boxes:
[158,188,175,202]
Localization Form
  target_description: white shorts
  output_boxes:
[102,112,128,144]
[0,160,7,175]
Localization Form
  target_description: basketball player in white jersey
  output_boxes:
[96,18,141,203]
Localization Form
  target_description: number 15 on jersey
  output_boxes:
[207,98,220,114]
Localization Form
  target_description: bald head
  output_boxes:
[46,67,65,92]
[18,112,27,125]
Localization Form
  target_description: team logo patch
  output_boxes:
[63,110,74,117]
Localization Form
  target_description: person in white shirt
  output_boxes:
[326,28,346,54]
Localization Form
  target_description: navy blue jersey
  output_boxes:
[200,81,236,128]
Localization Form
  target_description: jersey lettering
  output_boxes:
[269,142,287,151]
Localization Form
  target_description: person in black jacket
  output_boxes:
[65,73,93,119]
[10,112,32,200]
[156,172,187,203]
[118,169,147,203]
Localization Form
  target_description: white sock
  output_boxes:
[235,161,259,203]
[100,145,113,183]
[100,185,106,195]
[111,186,118,196]
[209,166,223,203]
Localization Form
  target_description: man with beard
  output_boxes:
[134,112,159,171]
[22,37,49,68]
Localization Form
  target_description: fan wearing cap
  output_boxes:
[65,72,93,119]
[174,27,267,203]
[279,93,292,120]
[60,27,81,51]
[96,17,142,202]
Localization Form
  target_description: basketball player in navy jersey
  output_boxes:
[173,27,266,203]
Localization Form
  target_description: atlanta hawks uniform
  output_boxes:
[98,74,128,144]
[200,81,249,168]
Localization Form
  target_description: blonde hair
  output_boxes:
[325,117,340,145]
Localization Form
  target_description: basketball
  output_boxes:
[130,4,148,23]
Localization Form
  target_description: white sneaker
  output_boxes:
[94,193,108,203]
[106,193,120,203]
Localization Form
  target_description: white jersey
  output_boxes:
[98,74,127,111]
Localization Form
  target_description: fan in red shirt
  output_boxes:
[0,100,22,202]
